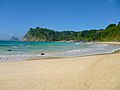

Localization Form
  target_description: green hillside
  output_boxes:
[23,22,120,42]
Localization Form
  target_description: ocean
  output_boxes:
[0,41,120,61]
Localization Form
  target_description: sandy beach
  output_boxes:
[0,42,120,90]
[0,0,120,89]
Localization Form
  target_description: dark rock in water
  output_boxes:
[5,49,12,51]
[8,50,12,51]
[41,53,45,55]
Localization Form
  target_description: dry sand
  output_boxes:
[0,42,120,90]
[96,42,120,45]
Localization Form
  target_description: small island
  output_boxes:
[10,36,19,41]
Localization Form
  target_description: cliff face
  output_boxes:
[23,33,37,41]
[23,28,55,41]
[23,34,47,41]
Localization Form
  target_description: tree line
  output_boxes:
[23,22,120,42]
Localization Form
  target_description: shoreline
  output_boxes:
[11,41,120,61]
[25,51,119,61]
[0,41,120,62]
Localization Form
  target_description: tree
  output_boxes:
[36,27,40,29]
[118,22,120,25]
[23,23,120,42]
[106,24,116,29]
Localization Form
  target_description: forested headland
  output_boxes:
[23,22,120,42]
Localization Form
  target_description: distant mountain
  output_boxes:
[10,36,19,41]
[23,22,120,42]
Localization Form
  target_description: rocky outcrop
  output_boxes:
[23,33,47,41]
[22,28,55,41]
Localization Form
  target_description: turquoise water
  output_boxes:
[0,41,120,61]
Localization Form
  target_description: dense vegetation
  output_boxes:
[23,22,120,42]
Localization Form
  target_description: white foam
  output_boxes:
[112,48,120,53]
[12,46,19,48]
[25,45,31,48]
[76,43,79,45]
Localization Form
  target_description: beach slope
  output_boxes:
[0,53,120,90]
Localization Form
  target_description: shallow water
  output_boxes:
[0,41,120,61]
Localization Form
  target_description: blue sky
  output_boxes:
[0,0,120,39]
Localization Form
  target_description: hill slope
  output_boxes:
[23,23,120,42]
